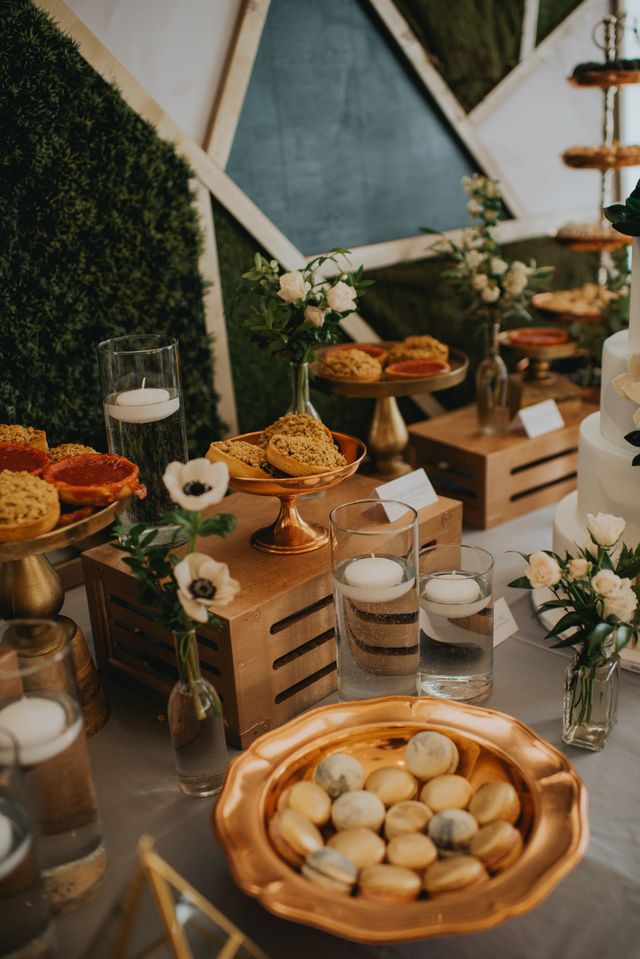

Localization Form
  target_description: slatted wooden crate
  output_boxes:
[408,402,597,529]
[82,474,462,748]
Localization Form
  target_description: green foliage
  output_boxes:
[0,0,223,453]
[536,0,583,44]
[605,179,640,236]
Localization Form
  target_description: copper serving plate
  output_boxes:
[214,696,588,943]
[226,431,366,554]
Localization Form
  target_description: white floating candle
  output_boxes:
[106,387,180,424]
[421,574,489,619]
[0,697,81,765]
[0,810,30,881]
[0,812,12,861]
[338,556,415,604]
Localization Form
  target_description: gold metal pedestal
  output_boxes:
[0,499,127,734]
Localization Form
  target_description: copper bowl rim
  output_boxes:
[213,695,589,943]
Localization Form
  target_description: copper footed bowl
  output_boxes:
[226,430,366,554]
[213,696,588,943]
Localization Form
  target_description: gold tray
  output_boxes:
[213,696,588,943]
[312,345,468,398]
[499,330,582,362]
[0,498,128,561]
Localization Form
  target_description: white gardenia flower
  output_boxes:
[566,557,589,580]
[277,270,311,304]
[484,179,501,199]
[591,569,622,597]
[586,512,626,548]
[510,260,529,275]
[163,459,229,511]
[326,281,357,313]
[304,305,325,328]
[481,284,501,303]
[467,199,483,217]
[174,552,240,623]
[489,257,508,276]
[471,272,489,290]
[603,582,638,623]
[503,272,527,296]
[525,551,562,589]
[466,250,484,270]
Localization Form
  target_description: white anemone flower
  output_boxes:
[174,552,240,622]
[163,459,229,511]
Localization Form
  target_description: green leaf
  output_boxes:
[508,576,533,589]
[545,610,585,638]
[586,621,614,656]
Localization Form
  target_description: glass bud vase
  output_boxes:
[475,320,510,435]
[562,650,620,751]
[286,361,320,419]
[168,629,228,797]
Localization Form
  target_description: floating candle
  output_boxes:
[106,387,180,424]
[0,812,11,861]
[0,808,30,882]
[0,697,81,765]
[421,574,489,619]
[338,556,415,604]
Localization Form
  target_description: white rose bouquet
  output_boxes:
[423,174,551,326]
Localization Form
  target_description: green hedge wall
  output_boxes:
[0,0,223,453]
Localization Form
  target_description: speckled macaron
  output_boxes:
[314,753,366,799]
[428,809,478,855]
[268,808,324,867]
[469,781,521,826]
[423,855,489,896]
[386,832,438,871]
[384,800,433,840]
[301,847,358,895]
[359,864,422,902]
[331,789,386,832]
[328,827,386,869]
[364,766,418,806]
[420,774,473,812]
[404,731,459,780]
[277,780,332,826]
[470,820,524,872]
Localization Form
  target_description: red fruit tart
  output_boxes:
[0,442,49,475]
[509,328,569,347]
[385,359,450,379]
[42,454,146,506]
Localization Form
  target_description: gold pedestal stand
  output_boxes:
[0,500,127,735]
[313,346,469,479]
[500,332,585,412]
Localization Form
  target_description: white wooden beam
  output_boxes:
[520,0,541,61]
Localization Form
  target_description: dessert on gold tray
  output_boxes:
[532,282,616,320]
[0,471,60,541]
[0,423,48,451]
[319,348,383,382]
[386,335,449,365]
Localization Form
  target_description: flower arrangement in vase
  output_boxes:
[509,512,640,750]
[423,174,551,433]
[237,249,372,418]
[115,458,239,796]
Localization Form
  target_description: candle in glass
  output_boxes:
[0,696,82,765]
[340,555,415,603]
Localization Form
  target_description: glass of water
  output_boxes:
[418,544,494,703]
[0,727,55,958]
[98,333,188,543]
[330,499,419,701]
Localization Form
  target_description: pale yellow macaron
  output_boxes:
[365,766,418,806]
[423,855,489,896]
[386,832,438,871]
[314,753,365,798]
[428,809,478,855]
[277,781,332,826]
[405,731,459,780]
[469,782,521,826]
[328,827,386,869]
[420,774,473,812]
[301,848,358,895]
[268,809,324,868]
[331,790,386,832]
[385,800,433,840]
[470,820,524,873]
[359,864,422,902]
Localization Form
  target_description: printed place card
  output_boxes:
[517,399,565,438]
[375,468,438,521]
[493,597,518,647]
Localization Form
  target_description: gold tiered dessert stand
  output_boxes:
[500,331,585,408]
[0,499,128,734]
[312,346,468,479]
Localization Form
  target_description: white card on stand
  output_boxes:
[517,399,565,438]
[374,468,438,521]
[493,597,518,647]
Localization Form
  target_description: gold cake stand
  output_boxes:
[312,346,468,479]
[500,331,585,408]
[0,499,128,734]
[227,431,366,555]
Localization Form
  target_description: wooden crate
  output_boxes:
[408,402,597,530]
[83,475,462,748]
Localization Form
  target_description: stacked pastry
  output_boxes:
[319,336,450,382]
[267,730,524,901]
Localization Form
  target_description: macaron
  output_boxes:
[328,827,386,869]
[314,753,365,799]
[469,782,521,826]
[420,775,473,812]
[277,781,332,826]
[428,809,478,855]
[331,790,386,832]
[359,864,422,902]
[301,848,358,895]
[386,832,438,871]
[365,766,418,806]
[423,855,489,896]
[470,820,524,873]
[268,809,324,868]
[385,800,433,840]
[405,731,459,780]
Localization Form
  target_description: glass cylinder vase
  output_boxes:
[475,320,510,435]
[286,361,320,419]
[562,650,620,751]
[168,629,228,798]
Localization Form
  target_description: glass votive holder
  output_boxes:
[330,499,419,701]
[0,727,56,958]
[0,619,106,911]
[417,544,494,703]
[98,333,188,543]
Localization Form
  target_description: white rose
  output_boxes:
[481,285,501,303]
[603,583,638,623]
[304,305,325,328]
[163,458,229,512]
[326,281,357,313]
[277,271,310,304]
[466,250,484,269]
[566,558,589,580]
[525,551,562,588]
[591,569,622,597]
[472,272,489,290]
[586,512,626,548]
[484,179,501,199]
[467,199,483,217]
[503,273,527,296]
[510,260,529,276]
[489,257,508,276]
[174,552,240,623]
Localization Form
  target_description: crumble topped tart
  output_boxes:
[0,424,48,451]
[48,443,97,463]
[208,440,274,478]
[262,414,334,448]
[266,433,347,477]
[319,349,383,382]
[387,336,449,364]
[0,470,60,541]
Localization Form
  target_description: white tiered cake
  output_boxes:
[553,237,640,554]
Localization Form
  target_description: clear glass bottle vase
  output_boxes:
[168,628,228,797]
[562,650,620,751]
[475,320,510,435]
[286,361,320,418]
